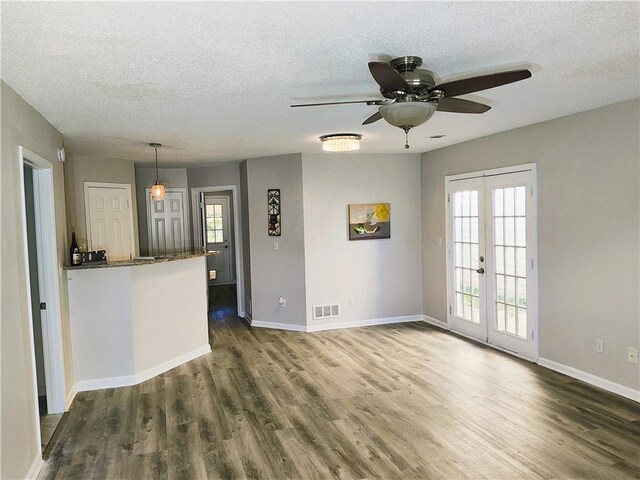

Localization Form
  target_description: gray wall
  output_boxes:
[246,154,306,327]
[65,154,140,255]
[421,99,640,390]
[187,162,240,190]
[1,81,74,479]
[135,167,188,255]
[302,153,423,326]
[240,161,252,313]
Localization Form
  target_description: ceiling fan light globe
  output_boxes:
[379,101,437,128]
[151,182,166,201]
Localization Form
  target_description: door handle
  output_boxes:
[476,268,485,274]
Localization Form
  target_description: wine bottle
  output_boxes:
[70,232,81,266]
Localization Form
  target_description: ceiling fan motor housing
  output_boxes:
[380,56,436,98]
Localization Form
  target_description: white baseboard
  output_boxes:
[422,315,448,330]
[249,314,424,333]
[307,314,423,332]
[65,382,78,410]
[25,454,44,480]
[250,319,307,332]
[75,344,211,392]
[538,357,640,402]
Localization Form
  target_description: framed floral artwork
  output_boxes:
[348,203,390,240]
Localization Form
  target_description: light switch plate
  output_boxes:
[273,241,279,251]
[596,339,604,354]
[628,347,638,365]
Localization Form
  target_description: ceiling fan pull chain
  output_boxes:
[404,127,411,149]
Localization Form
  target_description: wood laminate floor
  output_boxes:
[39,315,639,479]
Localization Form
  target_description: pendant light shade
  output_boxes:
[151,181,165,201]
[379,101,437,128]
[149,142,165,201]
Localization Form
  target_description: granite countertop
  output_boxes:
[64,252,209,270]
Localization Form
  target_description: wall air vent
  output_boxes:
[313,304,340,319]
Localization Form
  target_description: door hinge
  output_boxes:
[447,193,450,203]
[532,330,534,340]
[531,258,534,269]
[449,305,452,314]
[530,187,534,196]
[39,302,46,310]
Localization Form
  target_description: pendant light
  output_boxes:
[149,142,165,201]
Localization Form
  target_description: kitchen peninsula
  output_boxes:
[66,253,210,391]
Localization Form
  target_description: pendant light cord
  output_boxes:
[154,144,159,182]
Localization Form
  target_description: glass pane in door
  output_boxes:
[493,186,527,337]
[453,189,480,323]
[205,203,224,243]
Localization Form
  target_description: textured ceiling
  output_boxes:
[1,1,638,166]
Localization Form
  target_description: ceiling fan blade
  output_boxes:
[368,62,410,92]
[291,100,379,107]
[362,111,382,125]
[433,69,531,97]
[437,97,491,114]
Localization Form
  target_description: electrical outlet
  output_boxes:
[628,347,638,365]
[273,241,279,251]
[596,339,604,354]
[348,297,355,306]
[437,237,442,246]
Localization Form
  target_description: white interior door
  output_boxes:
[85,184,134,261]
[447,167,537,360]
[203,196,233,284]
[146,188,187,256]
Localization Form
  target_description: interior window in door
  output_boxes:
[206,204,224,243]
[453,190,480,323]
[493,186,527,338]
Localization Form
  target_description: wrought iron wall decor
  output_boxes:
[268,189,281,236]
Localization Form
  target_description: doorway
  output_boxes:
[191,186,244,321]
[19,147,67,453]
[446,164,538,360]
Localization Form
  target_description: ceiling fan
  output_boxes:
[291,56,531,149]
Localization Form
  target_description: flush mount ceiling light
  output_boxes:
[149,142,165,201]
[319,133,362,152]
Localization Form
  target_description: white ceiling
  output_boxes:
[2,1,638,166]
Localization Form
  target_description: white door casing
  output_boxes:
[146,188,188,256]
[445,164,538,361]
[190,185,245,315]
[18,146,68,459]
[84,182,135,261]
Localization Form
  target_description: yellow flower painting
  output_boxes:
[348,203,391,240]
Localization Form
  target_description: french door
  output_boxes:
[447,166,537,360]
